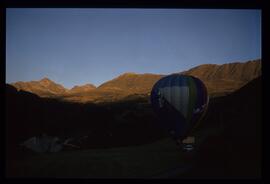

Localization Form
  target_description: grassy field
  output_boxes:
[8,137,200,178]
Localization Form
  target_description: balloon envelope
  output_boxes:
[150,74,208,140]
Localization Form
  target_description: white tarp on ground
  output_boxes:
[20,134,65,153]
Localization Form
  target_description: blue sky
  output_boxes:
[6,8,261,88]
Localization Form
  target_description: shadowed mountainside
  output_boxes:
[6,76,261,178]
[184,76,261,178]
[5,84,168,156]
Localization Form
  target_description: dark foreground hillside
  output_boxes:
[6,85,168,153]
[5,76,261,178]
[185,76,261,178]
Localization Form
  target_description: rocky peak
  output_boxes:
[39,77,54,86]
[68,83,96,93]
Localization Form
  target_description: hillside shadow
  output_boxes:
[5,76,261,178]
[5,85,168,156]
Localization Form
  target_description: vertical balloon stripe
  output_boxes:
[168,75,173,104]
[193,77,204,108]
[152,76,167,109]
[161,75,189,118]
[157,76,168,108]
[174,75,182,113]
[172,75,181,115]
[192,78,200,108]
[187,77,197,123]
[170,76,177,110]
[177,76,188,119]
[179,86,189,119]
[160,76,172,104]
[178,76,189,119]
[161,87,170,104]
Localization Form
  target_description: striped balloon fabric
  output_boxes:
[150,74,208,140]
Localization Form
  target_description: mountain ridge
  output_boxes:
[12,78,67,97]
[68,84,96,94]
[9,59,261,102]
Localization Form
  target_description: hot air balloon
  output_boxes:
[150,74,209,145]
